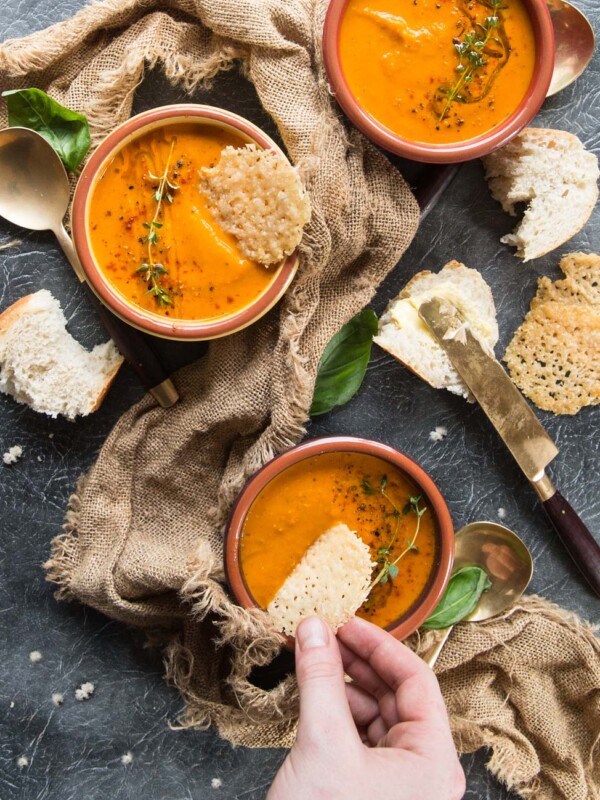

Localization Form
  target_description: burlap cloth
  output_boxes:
[1,1,598,797]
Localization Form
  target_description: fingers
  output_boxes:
[338,616,448,724]
[294,617,362,750]
[345,682,379,727]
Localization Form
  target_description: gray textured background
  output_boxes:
[0,2,598,799]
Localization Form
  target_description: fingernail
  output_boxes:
[296,617,328,650]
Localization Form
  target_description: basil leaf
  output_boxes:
[310,309,378,416]
[2,88,91,172]
[422,565,491,630]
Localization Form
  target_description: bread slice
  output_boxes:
[504,251,600,414]
[0,290,123,420]
[483,128,599,262]
[374,260,498,399]
[199,144,311,265]
[267,523,375,637]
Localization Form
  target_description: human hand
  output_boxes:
[267,616,465,800]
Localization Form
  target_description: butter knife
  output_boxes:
[418,297,600,597]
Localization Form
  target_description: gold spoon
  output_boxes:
[422,521,533,668]
[546,0,595,96]
[0,126,178,407]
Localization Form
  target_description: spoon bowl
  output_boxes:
[0,127,70,231]
[0,126,84,278]
[546,0,595,97]
[423,521,533,667]
[453,521,533,622]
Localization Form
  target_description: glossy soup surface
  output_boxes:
[240,452,438,629]
[338,0,536,144]
[89,122,277,321]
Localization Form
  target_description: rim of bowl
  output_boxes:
[322,0,555,164]
[224,435,455,644]
[72,104,300,341]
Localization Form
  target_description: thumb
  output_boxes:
[294,617,360,749]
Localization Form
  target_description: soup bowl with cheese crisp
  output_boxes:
[323,0,554,163]
[225,436,454,643]
[72,105,301,340]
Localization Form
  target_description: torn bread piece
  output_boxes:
[199,144,311,265]
[267,523,375,637]
[483,129,599,262]
[504,252,600,415]
[375,260,498,400]
[0,290,123,420]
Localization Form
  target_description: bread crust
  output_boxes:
[0,293,38,335]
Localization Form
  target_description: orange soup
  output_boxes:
[339,0,536,144]
[88,123,277,320]
[240,452,438,629]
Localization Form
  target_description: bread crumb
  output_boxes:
[3,445,23,465]
[121,752,133,765]
[29,650,42,663]
[429,426,448,442]
[36,455,42,462]
[48,433,54,439]
[75,682,95,701]
[10,701,15,708]
[211,778,223,789]
[51,693,64,706]
[16,756,28,769]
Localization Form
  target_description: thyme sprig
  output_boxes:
[435,0,506,122]
[362,476,427,591]
[136,139,180,306]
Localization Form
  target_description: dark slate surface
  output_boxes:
[0,1,598,798]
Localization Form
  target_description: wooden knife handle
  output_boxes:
[413,164,461,220]
[82,283,179,408]
[535,475,600,597]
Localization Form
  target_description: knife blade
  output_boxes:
[418,297,600,597]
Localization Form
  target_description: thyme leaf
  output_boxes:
[136,138,180,307]
[362,479,427,592]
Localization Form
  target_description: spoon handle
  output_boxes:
[54,224,179,408]
[421,625,454,669]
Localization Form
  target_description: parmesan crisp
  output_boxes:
[199,144,311,265]
[267,523,375,637]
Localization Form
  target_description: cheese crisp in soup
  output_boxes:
[88,123,277,320]
[339,0,536,144]
[240,452,438,630]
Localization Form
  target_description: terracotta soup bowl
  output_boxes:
[322,0,554,163]
[72,104,299,340]
[225,436,454,643]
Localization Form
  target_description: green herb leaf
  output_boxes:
[387,563,399,580]
[2,88,90,172]
[361,478,376,496]
[309,309,378,416]
[421,566,492,630]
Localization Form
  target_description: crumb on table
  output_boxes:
[29,650,42,663]
[429,426,448,442]
[3,445,23,465]
[75,682,95,701]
